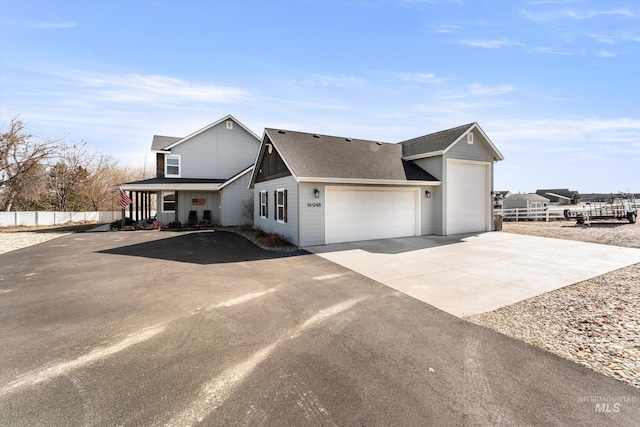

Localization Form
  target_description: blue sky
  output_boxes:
[1,0,638,193]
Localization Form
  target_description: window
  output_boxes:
[162,192,176,212]
[260,191,268,218]
[165,155,181,177]
[276,189,287,223]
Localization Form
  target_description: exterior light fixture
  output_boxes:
[425,190,431,198]
[314,189,320,199]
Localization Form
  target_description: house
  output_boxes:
[493,190,512,208]
[503,193,549,210]
[249,123,504,246]
[535,189,580,205]
[120,115,260,226]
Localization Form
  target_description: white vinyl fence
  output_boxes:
[495,207,564,222]
[0,211,123,227]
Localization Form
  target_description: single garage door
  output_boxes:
[447,161,489,234]
[326,188,419,244]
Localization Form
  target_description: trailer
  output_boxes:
[563,193,637,225]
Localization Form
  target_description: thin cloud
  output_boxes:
[432,24,459,33]
[401,73,446,83]
[521,8,636,22]
[457,39,522,48]
[594,50,615,57]
[78,73,248,105]
[536,46,573,55]
[468,83,515,96]
[32,21,78,29]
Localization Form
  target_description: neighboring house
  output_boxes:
[536,189,580,205]
[249,123,504,246]
[120,115,260,226]
[503,193,549,210]
[493,190,512,208]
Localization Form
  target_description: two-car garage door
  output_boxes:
[326,188,419,244]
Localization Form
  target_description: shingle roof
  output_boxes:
[124,177,226,185]
[264,129,438,182]
[512,193,549,202]
[400,123,475,158]
[151,135,181,151]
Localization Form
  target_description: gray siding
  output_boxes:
[298,182,326,246]
[447,130,495,162]
[176,191,220,224]
[414,157,444,234]
[171,120,259,179]
[220,172,253,226]
[503,196,528,209]
[253,176,299,246]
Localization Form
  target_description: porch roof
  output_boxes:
[120,177,226,192]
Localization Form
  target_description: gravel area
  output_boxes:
[0,232,70,255]
[468,220,640,388]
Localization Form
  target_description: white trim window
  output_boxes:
[162,192,176,213]
[276,188,287,223]
[260,191,268,218]
[165,155,181,177]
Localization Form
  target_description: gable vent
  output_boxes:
[467,133,474,144]
[226,120,233,130]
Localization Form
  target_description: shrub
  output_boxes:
[264,232,289,248]
[254,227,266,238]
[110,217,134,230]
[236,223,254,232]
[166,220,182,229]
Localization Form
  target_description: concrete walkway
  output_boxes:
[307,232,640,317]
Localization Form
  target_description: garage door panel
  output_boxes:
[326,189,418,244]
[447,162,488,235]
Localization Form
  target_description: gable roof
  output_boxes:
[151,135,181,151]
[400,122,504,161]
[253,129,439,186]
[158,115,260,151]
[510,193,549,202]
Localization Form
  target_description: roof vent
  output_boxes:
[345,138,352,142]
[376,141,383,146]
[278,130,286,134]
[313,134,320,138]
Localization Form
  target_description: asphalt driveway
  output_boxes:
[307,232,640,317]
[1,230,639,426]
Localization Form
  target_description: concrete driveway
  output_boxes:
[307,232,640,317]
[2,230,640,426]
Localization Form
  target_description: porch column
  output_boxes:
[175,191,179,222]
[128,191,133,221]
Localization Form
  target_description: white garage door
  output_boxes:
[447,161,489,234]
[326,188,418,244]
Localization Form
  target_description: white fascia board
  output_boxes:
[119,183,222,192]
[153,150,171,154]
[402,151,444,161]
[442,123,505,161]
[164,115,260,150]
[297,177,441,186]
[218,166,254,190]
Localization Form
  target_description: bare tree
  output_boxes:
[0,116,57,211]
